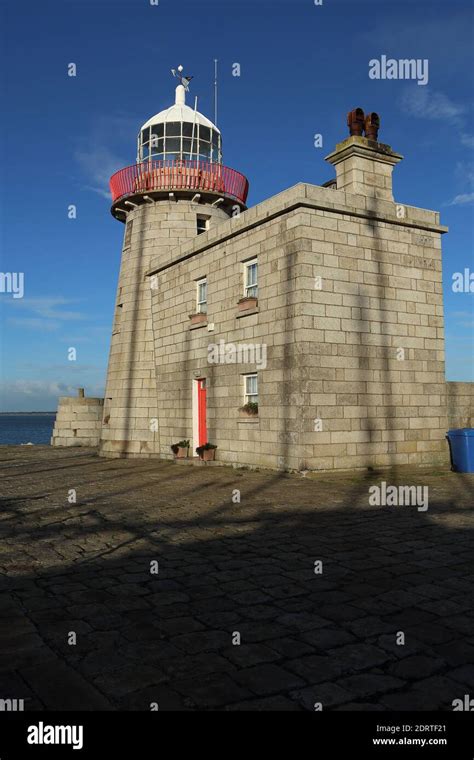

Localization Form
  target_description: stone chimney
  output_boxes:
[325,109,403,201]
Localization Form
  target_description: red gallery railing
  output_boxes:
[110,160,249,206]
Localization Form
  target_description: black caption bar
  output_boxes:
[0,711,473,758]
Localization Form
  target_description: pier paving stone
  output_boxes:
[0,446,472,710]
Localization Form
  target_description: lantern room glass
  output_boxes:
[138,122,222,164]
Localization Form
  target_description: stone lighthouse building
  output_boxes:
[52,68,473,469]
[98,69,248,458]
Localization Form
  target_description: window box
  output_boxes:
[237,296,258,312]
[239,398,259,424]
[189,312,207,326]
[239,402,258,417]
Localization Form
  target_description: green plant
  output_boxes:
[240,402,258,415]
[195,442,218,455]
[171,439,190,454]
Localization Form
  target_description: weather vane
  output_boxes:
[171,64,193,92]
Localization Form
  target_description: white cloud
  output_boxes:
[7,317,60,331]
[399,89,465,120]
[441,158,474,206]
[2,380,76,396]
[75,147,121,199]
[3,297,87,326]
[446,161,474,204]
[448,192,474,206]
[455,160,474,187]
[398,91,474,206]
[0,380,105,412]
[74,114,138,198]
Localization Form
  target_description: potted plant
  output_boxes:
[239,402,258,417]
[171,439,190,458]
[196,442,217,461]
[237,296,258,312]
[189,312,207,325]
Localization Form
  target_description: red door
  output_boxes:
[197,379,207,446]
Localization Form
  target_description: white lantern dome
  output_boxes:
[137,83,222,164]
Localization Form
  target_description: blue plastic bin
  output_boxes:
[446,429,474,473]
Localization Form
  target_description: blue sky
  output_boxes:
[0,0,473,411]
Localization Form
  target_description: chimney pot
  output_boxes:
[347,108,365,136]
[365,112,380,141]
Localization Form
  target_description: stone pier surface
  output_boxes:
[0,446,473,711]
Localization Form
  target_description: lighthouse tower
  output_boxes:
[99,67,249,457]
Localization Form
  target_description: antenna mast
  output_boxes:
[191,96,199,164]
[214,59,218,126]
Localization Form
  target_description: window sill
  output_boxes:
[239,409,259,423]
[236,307,259,319]
[189,320,208,330]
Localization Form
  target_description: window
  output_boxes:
[103,398,112,425]
[244,259,258,298]
[165,122,181,136]
[113,303,123,334]
[150,136,163,153]
[151,123,164,139]
[244,374,258,405]
[196,278,207,313]
[165,137,181,153]
[197,215,210,235]
[139,120,222,164]
[124,219,133,248]
[199,143,211,160]
[211,130,221,163]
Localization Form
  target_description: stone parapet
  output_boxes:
[446,382,474,429]
[51,392,104,448]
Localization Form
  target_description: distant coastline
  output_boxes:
[0,412,56,416]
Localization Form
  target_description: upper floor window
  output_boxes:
[244,259,258,298]
[113,303,123,335]
[196,278,207,313]
[244,373,258,405]
[123,219,133,248]
[197,215,210,235]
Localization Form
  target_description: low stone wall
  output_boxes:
[446,382,474,429]
[51,392,104,447]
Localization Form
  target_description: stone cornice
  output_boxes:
[325,135,404,167]
[146,182,448,277]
